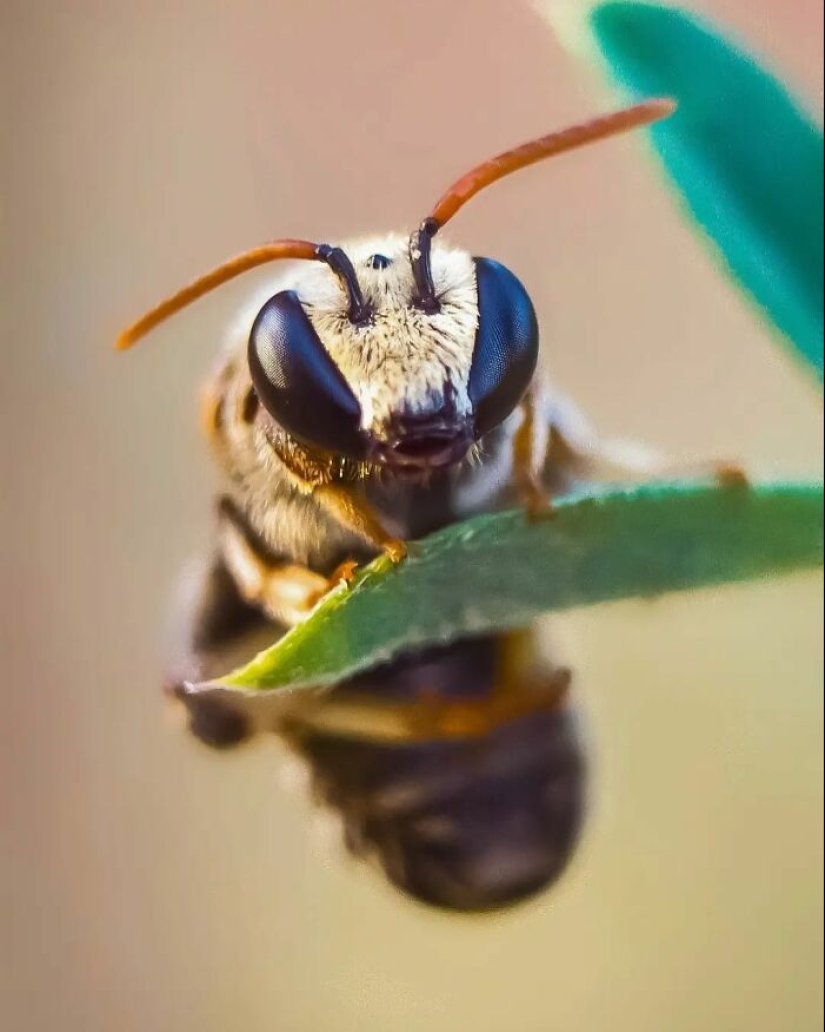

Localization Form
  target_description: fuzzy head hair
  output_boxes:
[243,232,538,470]
[294,234,478,437]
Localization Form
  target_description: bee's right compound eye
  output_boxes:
[248,291,365,458]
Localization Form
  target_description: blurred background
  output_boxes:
[1,1,823,1029]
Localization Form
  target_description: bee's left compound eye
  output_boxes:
[248,291,365,458]
[468,258,539,439]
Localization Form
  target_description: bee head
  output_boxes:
[247,232,538,472]
[117,99,674,475]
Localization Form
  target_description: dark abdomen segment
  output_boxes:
[168,555,586,912]
[283,635,586,912]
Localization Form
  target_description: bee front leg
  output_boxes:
[313,484,408,564]
[218,503,356,627]
[512,382,555,520]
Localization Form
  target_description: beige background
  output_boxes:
[2,1,823,1030]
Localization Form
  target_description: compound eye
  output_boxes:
[468,258,539,439]
[248,290,365,457]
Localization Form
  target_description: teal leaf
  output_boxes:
[208,480,822,693]
[561,2,824,380]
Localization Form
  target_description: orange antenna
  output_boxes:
[430,97,675,227]
[409,98,676,309]
[116,239,331,350]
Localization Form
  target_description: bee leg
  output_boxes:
[563,437,750,487]
[543,390,748,488]
[407,629,571,740]
[217,504,354,627]
[164,554,279,748]
[606,454,749,487]
[284,631,573,744]
[405,668,572,741]
[313,484,408,563]
[513,384,555,520]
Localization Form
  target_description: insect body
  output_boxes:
[122,100,675,911]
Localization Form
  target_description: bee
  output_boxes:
[120,99,696,911]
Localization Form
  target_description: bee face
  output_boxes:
[248,234,538,471]
[119,102,671,476]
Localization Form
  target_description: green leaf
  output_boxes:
[211,480,822,693]
[549,2,824,381]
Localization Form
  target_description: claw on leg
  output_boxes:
[303,557,362,607]
[327,558,360,586]
[521,480,556,522]
[382,538,408,564]
[714,461,749,488]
